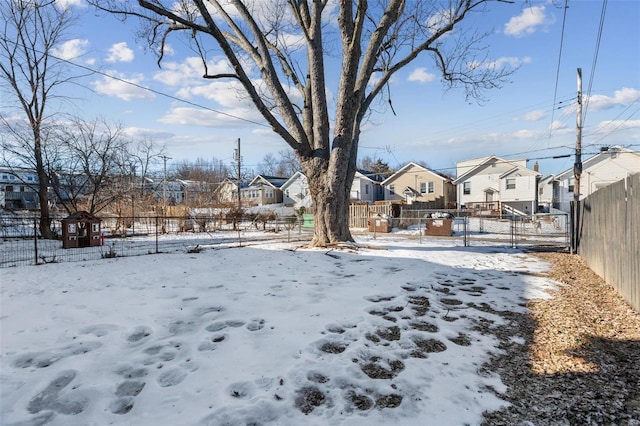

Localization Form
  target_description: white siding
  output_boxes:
[501,174,536,202]
[282,175,312,209]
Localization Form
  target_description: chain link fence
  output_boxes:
[393,208,570,250]
[0,214,311,268]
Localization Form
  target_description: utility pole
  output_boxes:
[234,138,242,208]
[160,155,171,227]
[573,68,583,253]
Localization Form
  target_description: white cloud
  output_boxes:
[550,120,568,131]
[468,56,531,70]
[594,119,640,133]
[122,127,175,140]
[586,87,640,111]
[426,9,455,35]
[158,107,264,128]
[92,71,155,101]
[520,109,546,121]
[106,42,134,63]
[154,57,232,86]
[177,80,252,109]
[504,6,554,37]
[54,0,84,11]
[408,68,436,83]
[53,39,89,60]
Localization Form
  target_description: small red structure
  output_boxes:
[61,211,102,249]
[368,217,391,233]
[424,219,453,237]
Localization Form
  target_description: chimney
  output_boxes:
[533,161,539,172]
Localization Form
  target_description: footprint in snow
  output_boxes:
[157,368,188,387]
[246,318,266,331]
[126,326,152,343]
[108,381,146,415]
[27,370,87,415]
[13,341,102,369]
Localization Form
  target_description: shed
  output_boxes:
[61,211,102,249]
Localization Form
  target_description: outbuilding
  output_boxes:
[61,211,102,249]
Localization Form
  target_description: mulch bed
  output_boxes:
[482,252,640,425]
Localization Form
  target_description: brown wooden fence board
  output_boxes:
[579,173,639,312]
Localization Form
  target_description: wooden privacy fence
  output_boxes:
[349,204,394,228]
[578,173,639,312]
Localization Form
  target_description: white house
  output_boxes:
[0,167,40,209]
[453,156,540,215]
[537,174,556,212]
[350,170,384,204]
[281,172,312,210]
[553,146,640,212]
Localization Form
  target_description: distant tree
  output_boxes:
[276,149,302,177]
[49,118,129,215]
[0,0,81,238]
[259,150,301,177]
[414,160,431,170]
[130,138,166,197]
[359,156,393,175]
[92,0,516,246]
[173,157,230,182]
[258,153,280,176]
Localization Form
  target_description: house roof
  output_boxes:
[62,210,100,221]
[221,177,249,189]
[499,166,540,179]
[249,175,289,188]
[382,162,451,185]
[280,171,307,191]
[452,156,538,184]
[356,169,386,182]
[554,146,640,180]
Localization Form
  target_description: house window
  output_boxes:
[420,182,426,194]
[266,190,274,198]
[365,184,369,195]
[463,181,471,195]
[389,184,395,195]
[428,182,434,194]
[568,177,574,193]
[506,178,516,190]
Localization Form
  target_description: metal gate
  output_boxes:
[400,209,570,251]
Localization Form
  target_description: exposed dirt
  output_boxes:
[482,252,640,425]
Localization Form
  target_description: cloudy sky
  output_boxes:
[10,0,640,177]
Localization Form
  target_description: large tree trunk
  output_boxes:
[301,142,357,247]
[307,169,353,246]
[34,132,54,239]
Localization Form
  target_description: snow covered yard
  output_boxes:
[1,236,558,426]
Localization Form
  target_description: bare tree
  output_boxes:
[49,118,129,215]
[130,138,166,197]
[258,153,280,176]
[0,0,80,238]
[276,149,302,177]
[259,150,301,177]
[174,157,230,182]
[91,0,516,246]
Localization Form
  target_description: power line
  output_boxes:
[548,0,569,146]
[1,37,272,129]
[582,0,608,126]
